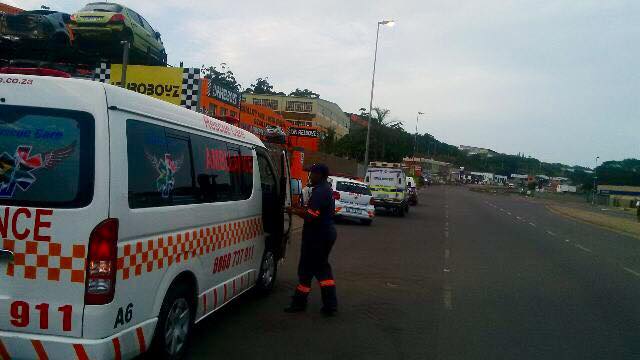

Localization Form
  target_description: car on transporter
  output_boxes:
[70,2,167,65]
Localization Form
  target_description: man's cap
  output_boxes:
[309,163,329,177]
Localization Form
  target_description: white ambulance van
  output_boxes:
[0,74,293,359]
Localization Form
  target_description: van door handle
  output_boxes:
[0,249,14,262]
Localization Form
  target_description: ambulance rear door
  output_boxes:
[0,75,109,338]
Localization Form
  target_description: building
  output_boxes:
[0,3,23,14]
[459,145,499,157]
[597,185,640,208]
[242,93,350,138]
[403,157,452,182]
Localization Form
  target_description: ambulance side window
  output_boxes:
[127,120,171,208]
[127,120,196,208]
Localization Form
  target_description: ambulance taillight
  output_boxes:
[85,218,119,305]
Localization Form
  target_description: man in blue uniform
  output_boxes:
[286,163,338,316]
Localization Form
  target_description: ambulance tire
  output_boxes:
[398,206,405,217]
[150,280,196,360]
[255,249,278,295]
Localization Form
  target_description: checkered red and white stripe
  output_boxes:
[2,238,86,284]
[117,216,263,280]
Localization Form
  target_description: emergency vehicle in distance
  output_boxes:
[365,162,410,217]
[328,176,375,225]
[0,73,296,359]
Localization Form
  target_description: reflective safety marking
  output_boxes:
[223,283,228,302]
[136,327,147,353]
[31,340,48,360]
[202,292,208,313]
[306,209,320,217]
[319,279,335,287]
[112,338,122,360]
[296,284,311,293]
[0,339,10,360]
[73,344,89,360]
[118,217,263,280]
[213,288,218,309]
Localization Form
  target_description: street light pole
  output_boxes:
[592,156,599,205]
[364,20,395,169]
[414,111,424,157]
[120,40,130,88]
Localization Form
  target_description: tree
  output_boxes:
[319,128,337,153]
[201,62,240,92]
[289,88,320,98]
[244,77,285,95]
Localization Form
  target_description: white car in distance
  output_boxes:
[328,176,375,225]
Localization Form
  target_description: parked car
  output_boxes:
[70,2,167,65]
[329,176,375,225]
[0,10,74,61]
[406,176,418,205]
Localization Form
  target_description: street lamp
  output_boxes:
[414,111,424,157]
[592,156,599,205]
[364,19,395,168]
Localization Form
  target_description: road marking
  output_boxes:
[546,230,557,237]
[443,268,451,272]
[444,249,450,260]
[444,231,449,238]
[516,216,523,220]
[506,212,512,215]
[623,267,640,278]
[443,287,453,310]
[565,239,571,243]
[529,222,536,227]
[575,244,593,253]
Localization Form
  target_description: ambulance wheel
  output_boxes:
[398,207,405,217]
[256,249,277,294]
[405,204,410,213]
[151,281,195,359]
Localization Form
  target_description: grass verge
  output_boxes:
[548,205,640,240]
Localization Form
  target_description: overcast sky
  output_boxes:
[8,0,639,167]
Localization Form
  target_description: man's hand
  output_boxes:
[287,205,307,218]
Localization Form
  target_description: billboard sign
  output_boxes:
[208,80,241,108]
[289,127,318,138]
[93,63,200,110]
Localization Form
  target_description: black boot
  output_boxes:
[284,291,308,313]
[320,285,337,316]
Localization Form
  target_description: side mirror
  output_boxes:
[62,13,71,23]
[155,31,161,39]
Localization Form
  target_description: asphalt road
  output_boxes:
[183,186,640,360]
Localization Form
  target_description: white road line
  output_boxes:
[506,212,512,215]
[575,244,593,253]
[443,288,453,310]
[546,230,557,237]
[444,249,450,260]
[529,222,536,227]
[516,216,523,220]
[565,239,571,243]
[623,267,640,278]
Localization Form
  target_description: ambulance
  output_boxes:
[0,73,294,359]
[365,162,409,217]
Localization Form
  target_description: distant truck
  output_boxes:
[557,184,577,193]
[365,162,409,217]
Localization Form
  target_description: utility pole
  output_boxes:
[120,40,130,88]
[592,156,599,205]
[414,112,423,157]
[364,20,395,169]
